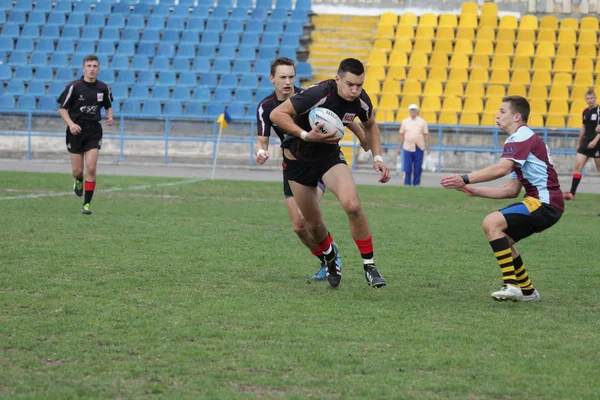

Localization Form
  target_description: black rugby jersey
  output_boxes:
[256,86,302,142]
[286,79,373,162]
[582,105,600,142]
[57,77,113,123]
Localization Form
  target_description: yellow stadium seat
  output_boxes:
[438,111,458,125]
[517,29,536,43]
[529,114,544,127]
[366,65,387,81]
[471,54,490,70]
[532,70,551,85]
[421,95,441,111]
[528,84,548,99]
[393,37,413,53]
[363,79,381,95]
[578,30,597,45]
[448,68,469,83]
[495,42,514,56]
[428,66,448,81]
[474,40,494,56]
[479,14,498,29]
[421,111,438,124]
[546,116,565,128]
[415,26,435,40]
[496,28,516,43]
[445,81,464,97]
[413,38,433,54]
[537,29,556,43]
[464,97,484,113]
[388,51,408,67]
[453,39,473,55]
[367,50,388,66]
[515,42,535,57]
[376,109,397,123]
[574,57,593,73]
[436,26,455,41]
[395,109,409,122]
[484,97,502,113]
[553,72,572,86]
[572,87,592,102]
[370,95,379,109]
[549,84,569,100]
[532,56,552,71]
[456,27,475,41]
[567,116,580,128]
[399,94,420,110]
[469,69,489,83]
[381,78,401,95]
[476,26,495,41]
[379,94,399,110]
[486,85,506,98]
[461,2,478,16]
[458,14,478,29]
[512,70,531,85]
[465,82,485,97]
[519,15,539,30]
[423,80,443,96]
[380,12,398,26]
[433,39,454,54]
[387,65,406,81]
[395,26,415,40]
[481,113,497,126]
[402,80,422,95]
[570,99,588,115]
[560,18,579,30]
[419,13,438,27]
[398,13,418,27]
[489,69,510,85]
[507,83,527,97]
[449,54,469,69]
[581,16,599,31]
[408,52,428,68]
[376,25,395,39]
[553,56,573,73]
[578,44,597,58]
[438,14,458,28]
[429,53,448,68]
[373,39,393,53]
[499,15,518,30]
[511,55,531,70]
[459,112,480,126]
[535,42,555,58]
[491,56,510,71]
[442,95,463,112]
[407,67,427,81]
[481,1,498,17]
[574,72,594,87]
[557,29,577,44]
[557,43,575,58]
[530,99,548,114]
[540,15,558,30]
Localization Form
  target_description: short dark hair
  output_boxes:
[83,54,99,65]
[502,96,530,123]
[337,58,365,77]
[270,57,296,77]
[586,88,596,96]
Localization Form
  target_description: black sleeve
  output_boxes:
[103,85,113,109]
[289,84,330,116]
[256,100,272,137]
[357,91,374,123]
[57,83,74,109]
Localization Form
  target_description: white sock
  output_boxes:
[323,245,333,255]
[363,258,374,265]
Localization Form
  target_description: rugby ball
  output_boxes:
[308,107,345,139]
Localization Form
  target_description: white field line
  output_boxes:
[0,179,204,201]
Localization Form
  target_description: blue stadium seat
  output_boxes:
[107,14,125,29]
[35,67,53,82]
[0,12,4,25]
[232,60,251,75]
[9,51,29,66]
[121,28,140,42]
[56,39,75,54]
[152,56,171,72]
[185,101,204,115]
[8,10,27,25]
[157,43,176,59]
[132,55,150,71]
[40,25,59,39]
[50,54,69,68]
[167,16,185,30]
[254,59,271,76]
[48,81,66,96]
[199,72,218,87]
[233,88,253,104]
[270,8,289,21]
[192,57,211,73]
[219,73,238,89]
[73,2,92,14]
[261,34,279,47]
[61,26,80,40]
[137,43,156,58]
[82,27,100,40]
[117,70,136,85]
[285,20,304,35]
[278,46,297,59]
[211,6,229,19]
[186,17,205,32]
[30,52,49,67]
[265,20,284,34]
[179,72,197,87]
[6,81,25,96]
[205,18,224,32]
[16,38,35,52]
[55,67,75,82]
[173,57,191,72]
[111,83,129,99]
[257,46,277,60]
[94,2,113,14]
[176,43,195,59]
[137,70,156,86]
[161,29,181,44]
[1,23,20,39]
[132,3,150,14]
[241,32,260,47]
[230,7,250,20]
[224,22,244,35]
[112,2,132,14]
[237,0,253,8]
[14,66,33,82]
[142,99,162,115]
[239,74,258,88]
[122,99,141,114]
[255,87,273,100]
[101,69,115,85]
[116,42,135,57]
[192,87,210,102]
[141,29,160,43]
[130,85,150,100]
[101,27,120,41]
[21,24,41,39]
[27,80,47,96]
[111,55,129,70]
[212,59,231,74]
[219,45,238,60]
[33,0,52,12]
[156,71,177,87]
[97,41,115,56]
[250,9,268,21]
[200,31,219,46]
[256,0,273,10]
[151,4,171,16]
[87,13,106,28]
[0,95,15,109]
[66,13,86,28]
[198,44,217,59]
[126,14,145,30]
[206,103,226,118]
[290,8,309,22]
[294,0,311,11]
[75,39,96,55]
[0,65,10,81]
[245,20,264,33]
[18,95,36,110]
[192,6,210,19]
[39,95,57,110]
[216,0,234,7]
[221,32,240,46]
[0,39,14,52]
[173,4,191,17]
[214,87,232,102]
[296,62,312,79]
[275,0,292,10]
[237,46,256,61]
[181,31,199,44]
[54,1,72,13]
[151,86,170,101]
[172,87,191,101]
[281,33,299,47]
[228,103,246,118]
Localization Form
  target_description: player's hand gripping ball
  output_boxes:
[308,107,345,139]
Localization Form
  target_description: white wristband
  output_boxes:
[373,155,384,163]
[300,130,308,141]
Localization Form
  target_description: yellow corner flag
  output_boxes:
[217,108,232,131]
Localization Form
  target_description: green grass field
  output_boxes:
[1,171,599,399]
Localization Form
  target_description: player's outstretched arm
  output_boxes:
[458,179,522,199]
[346,122,369,151]
[362,117,390,183]
[441,159,514,189]
[255,136,270,165]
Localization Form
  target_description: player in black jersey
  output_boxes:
[564,88,600,200]
[255,58,369,281]
[271,58,391,289]
[58,55,114,215]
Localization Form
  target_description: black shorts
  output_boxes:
[577,142,600,158]
[499,197,562,242]
[283,151,347,188]
[66,121,103,154]
[283,171,326,198]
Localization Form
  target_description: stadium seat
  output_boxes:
[34,67,53,82]
[438,111,458,125]
[18,95,36,110]
[507,83,527,97]
[27,80,46,96]
[553,72,572,86]
[444,81,464,97]
[141,99,162,115]
[38,95,57,111]
[130,85,150,101]
[546,116,565,128]
[459,112,479,126]
[150,86,170,101]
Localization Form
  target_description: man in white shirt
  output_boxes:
[397,104,430,186]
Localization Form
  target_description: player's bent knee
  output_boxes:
[341,198,362,217]
[482,213,504,235]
